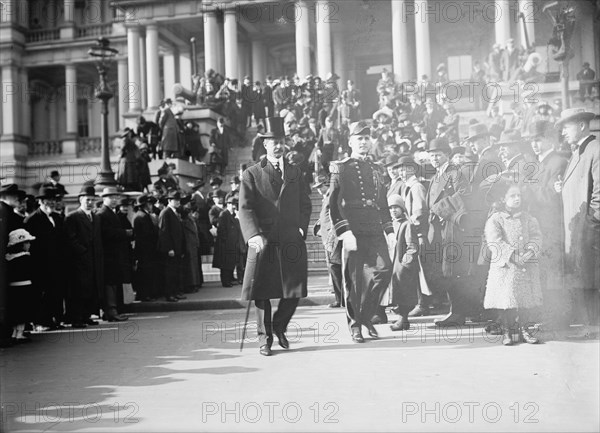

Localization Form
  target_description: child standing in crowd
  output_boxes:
[483,179,543,346]
[386,194,420,332]
[5,229,36,343]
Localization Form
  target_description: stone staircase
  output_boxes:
[200,125,328,283]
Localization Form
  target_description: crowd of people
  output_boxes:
[0,167,248,346]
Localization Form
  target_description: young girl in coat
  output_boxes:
[483,180,543,345]
[5,229,36,343]
[386,194,420,332]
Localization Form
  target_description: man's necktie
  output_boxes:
[274,161,282,179]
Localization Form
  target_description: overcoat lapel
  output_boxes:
[563,135,594,183]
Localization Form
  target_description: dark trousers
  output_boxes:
[164,255,182,297]
[39,276,65,324]
[220,269,234,286]
[104,284,120,317]
[254,298,299,347]
[343,234,392,331]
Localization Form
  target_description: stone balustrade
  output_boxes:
[26,28,60,43]
[28,140,63,157]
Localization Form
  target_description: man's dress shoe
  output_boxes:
[275,331,289,349]
[364,321,379,339]
[259,345,272,356]
[434,313,465,327]
[351,330,365,343]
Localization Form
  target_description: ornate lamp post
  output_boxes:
[89,37,119,186]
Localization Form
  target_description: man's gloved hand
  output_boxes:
[248,235,266,253]
[339,231,358,251]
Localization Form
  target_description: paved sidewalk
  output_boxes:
[125,274,337,313]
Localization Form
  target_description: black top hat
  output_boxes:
[428,137,451,153]
[78,185,98,197]
[259,117,286,139]
[36,186,60,200]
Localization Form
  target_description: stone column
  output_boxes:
[216,20,225,74]
[1,65,19,136]
[414,0,431,80]
[179,50,192,88]
[145,22,161,110]
[315,0,332,77]
[203,11,218,72]
[518,0,535,49]
[126,25,142,111]
[139,33,147,110]
[63,0,75,22]
[20,68,30,138]
[295,0,311,79]
[495,0,511,46]
[392,0,413,83]
[252,40,266,82]
[163,49,177,100]
[223,9,239,79]
[117,58,128,128]
[64,64,78,135]
[332,31,346,86]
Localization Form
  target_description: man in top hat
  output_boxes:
[554,108,600,337]
[425,137,473,326]
[157,190,186,302]
[213,196,244,287]
[313,175,343,308]
[329,120,395,342]
[159,98,180,159]
[24,186,67,329]
[64,186,104,328]
[95,187,131,321]
[132,194,159,301]
[209,117,232,175]
[44,170,68,196]
[238,116,312,356]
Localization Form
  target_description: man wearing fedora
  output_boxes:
[521,120,569,328]
[213,196,244,288]
[239,116,312,356]
[24,186,67,329]
[554,108,600,338]
[329,120,395,342]
[43,170,68,196]
[425,137,473,327]
[96,187,131,321]
[64,186,104,327]
[132,194,159,301]
[496,129,531,178]
[158,190,186,303]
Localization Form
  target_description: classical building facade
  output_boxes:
[1,0,598,190]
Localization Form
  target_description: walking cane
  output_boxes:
[240,245,260,352]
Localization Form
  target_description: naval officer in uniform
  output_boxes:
[329,120,395,343]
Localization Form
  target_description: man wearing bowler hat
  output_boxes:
[329,120,395,342]
[425,137,472,326]
[132,194,159,301]
[64,186,104,327]
[24,186,67,329]
[158,190,186,302]
[554,108,600,338]
[238,117,312,356]
[96,187,131,321]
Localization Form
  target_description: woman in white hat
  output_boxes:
[5,228,36,343]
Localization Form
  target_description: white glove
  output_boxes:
[339,231,358,251]
[248,235,265,253]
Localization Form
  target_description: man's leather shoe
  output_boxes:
[434,313,465,327]
[106,314,128,322]
[86,319,99,326]
[259,345,272,356]
[275,331,289,349]
[351,330,365,343]
[364,321,379,339]
[165,296,179,302]
[408,304,426,317]
[328,302,341,308]
[390,319,410,331]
